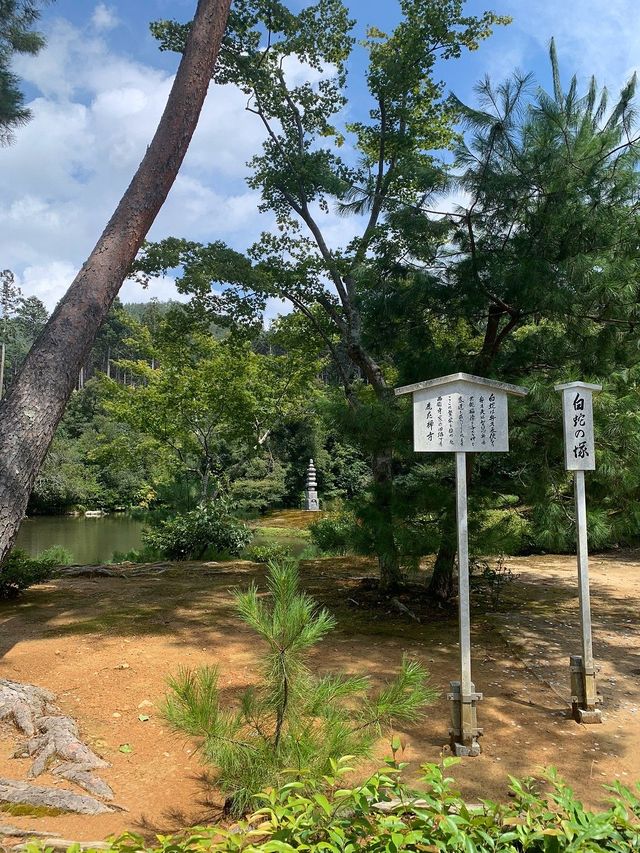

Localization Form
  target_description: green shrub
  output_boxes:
[163,558,436,815]
[142,499,252,560]
[243,542,292,563]
[226,761,640,852]
[109,547,159,564]
[37,545,73,565]
[99,759,640,852]
[0,548,60,599]
[297,543,323,560]
[308,512,356,555]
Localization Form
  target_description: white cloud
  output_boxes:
[13,262,190,314]
[281,54,331,87]
[2,11,272,311]
[264,297,291,325]
[119,274,189,307]
[503,0,640,92]
[91,4,119,33]
[16,261,79,311]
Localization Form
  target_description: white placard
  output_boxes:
[556,383,600,471]
[413,382,509,453]
[395,373,527,455]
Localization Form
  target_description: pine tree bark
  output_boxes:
[0,0,231,567]
[427,446,476,603]
[427,514,457,603]
[345,338,403,591]
[427,426,479,605]
[371,448,403,592]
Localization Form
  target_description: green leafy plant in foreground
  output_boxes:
[88,759,640,852]
[163,558,436,815]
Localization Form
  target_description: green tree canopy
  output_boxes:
[379,44,640,596]
[101,310,322,504]
[139,0,508,591]
[0,0,50,145]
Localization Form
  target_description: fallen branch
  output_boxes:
[0,824,62,838]
[59,564,170,578]
[391,597,420,623]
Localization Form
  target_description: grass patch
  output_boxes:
[0,803,66,818]
[251,509,326,530]
[247,526,311,558]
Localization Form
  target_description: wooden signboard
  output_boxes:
[396,373,528,755]
[397,374,522,453]
[556,381,599,471]
[555,381,602,723]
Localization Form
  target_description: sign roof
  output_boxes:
[394,372,528,398]
[554,381,603,392]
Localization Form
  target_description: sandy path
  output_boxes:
[0,553,638,842]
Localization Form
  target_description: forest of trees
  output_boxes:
[2,0,640,598]
[0,293,371,517]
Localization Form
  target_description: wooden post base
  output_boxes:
[569,655,602,724]
[448,680,483,756]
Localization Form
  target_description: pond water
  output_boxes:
[15,514,145,564]
[14,509,315,565]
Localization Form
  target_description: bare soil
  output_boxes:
[0,550,639,842]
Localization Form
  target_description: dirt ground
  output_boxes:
[0,550,639,842]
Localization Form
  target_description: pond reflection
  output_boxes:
[15,514,145,564]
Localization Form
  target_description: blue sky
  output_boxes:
[2,0,639,311]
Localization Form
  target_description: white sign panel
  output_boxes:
[555,382,601,471]
[395,373,528,455]
[413,382,509,453]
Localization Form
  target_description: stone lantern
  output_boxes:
[304,458,320,511]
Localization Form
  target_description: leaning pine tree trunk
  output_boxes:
[0,0,231,567]
[427,515,457,603]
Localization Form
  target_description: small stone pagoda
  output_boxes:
[304,458,320,511]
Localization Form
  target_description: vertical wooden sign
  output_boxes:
[555,381,602,723]
[396,372,528,755]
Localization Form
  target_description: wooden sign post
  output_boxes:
[554,381,602,723]
[395,372,528,756]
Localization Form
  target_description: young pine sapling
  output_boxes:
[163,557,437,814]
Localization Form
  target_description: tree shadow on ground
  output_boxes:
[0,552,639,816]
[134,770,225,839]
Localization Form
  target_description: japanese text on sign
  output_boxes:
[557,385,598,471]
[413,382,510,453]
